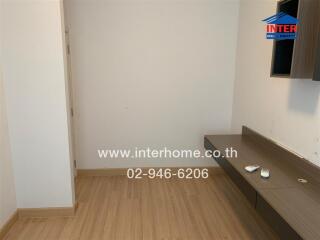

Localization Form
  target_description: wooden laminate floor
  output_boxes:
[4,171,278,240]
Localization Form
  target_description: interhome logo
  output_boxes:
[262,12,299,40]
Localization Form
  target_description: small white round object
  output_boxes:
[261,168,270,179]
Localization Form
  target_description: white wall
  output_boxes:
[232,0,320,166]
[65,0,240,169]
[1,0,75,208]
[0,19,17,227]
[0,75,17,230]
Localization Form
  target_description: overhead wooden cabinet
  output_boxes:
[314,34,320,81]
[270,0,320,80]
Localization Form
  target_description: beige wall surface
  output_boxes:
[0,0,17,228]
[1,0,75,208]
[232,0,320,166]
[0,71,17,229]
[65,0,240,168]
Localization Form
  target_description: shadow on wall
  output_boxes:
[288,79,320,114]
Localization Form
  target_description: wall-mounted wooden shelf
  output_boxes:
[271,0,320,80]
[205,126,320,240]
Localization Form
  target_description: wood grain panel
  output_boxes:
[313,25,320,81]
[242,126,320,187]
[78,167,219,177]
[205,137,257,206]
[18,204,77,218]
[205,126,320,240]
[258,187,320,240]
[0,211,18,240]
[291,0,320,78]
[256,193,301,240]
[2,174,278,240]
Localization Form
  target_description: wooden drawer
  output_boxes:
[216,156,257,207]
[204,138,257,206]
[256,193,301,240]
